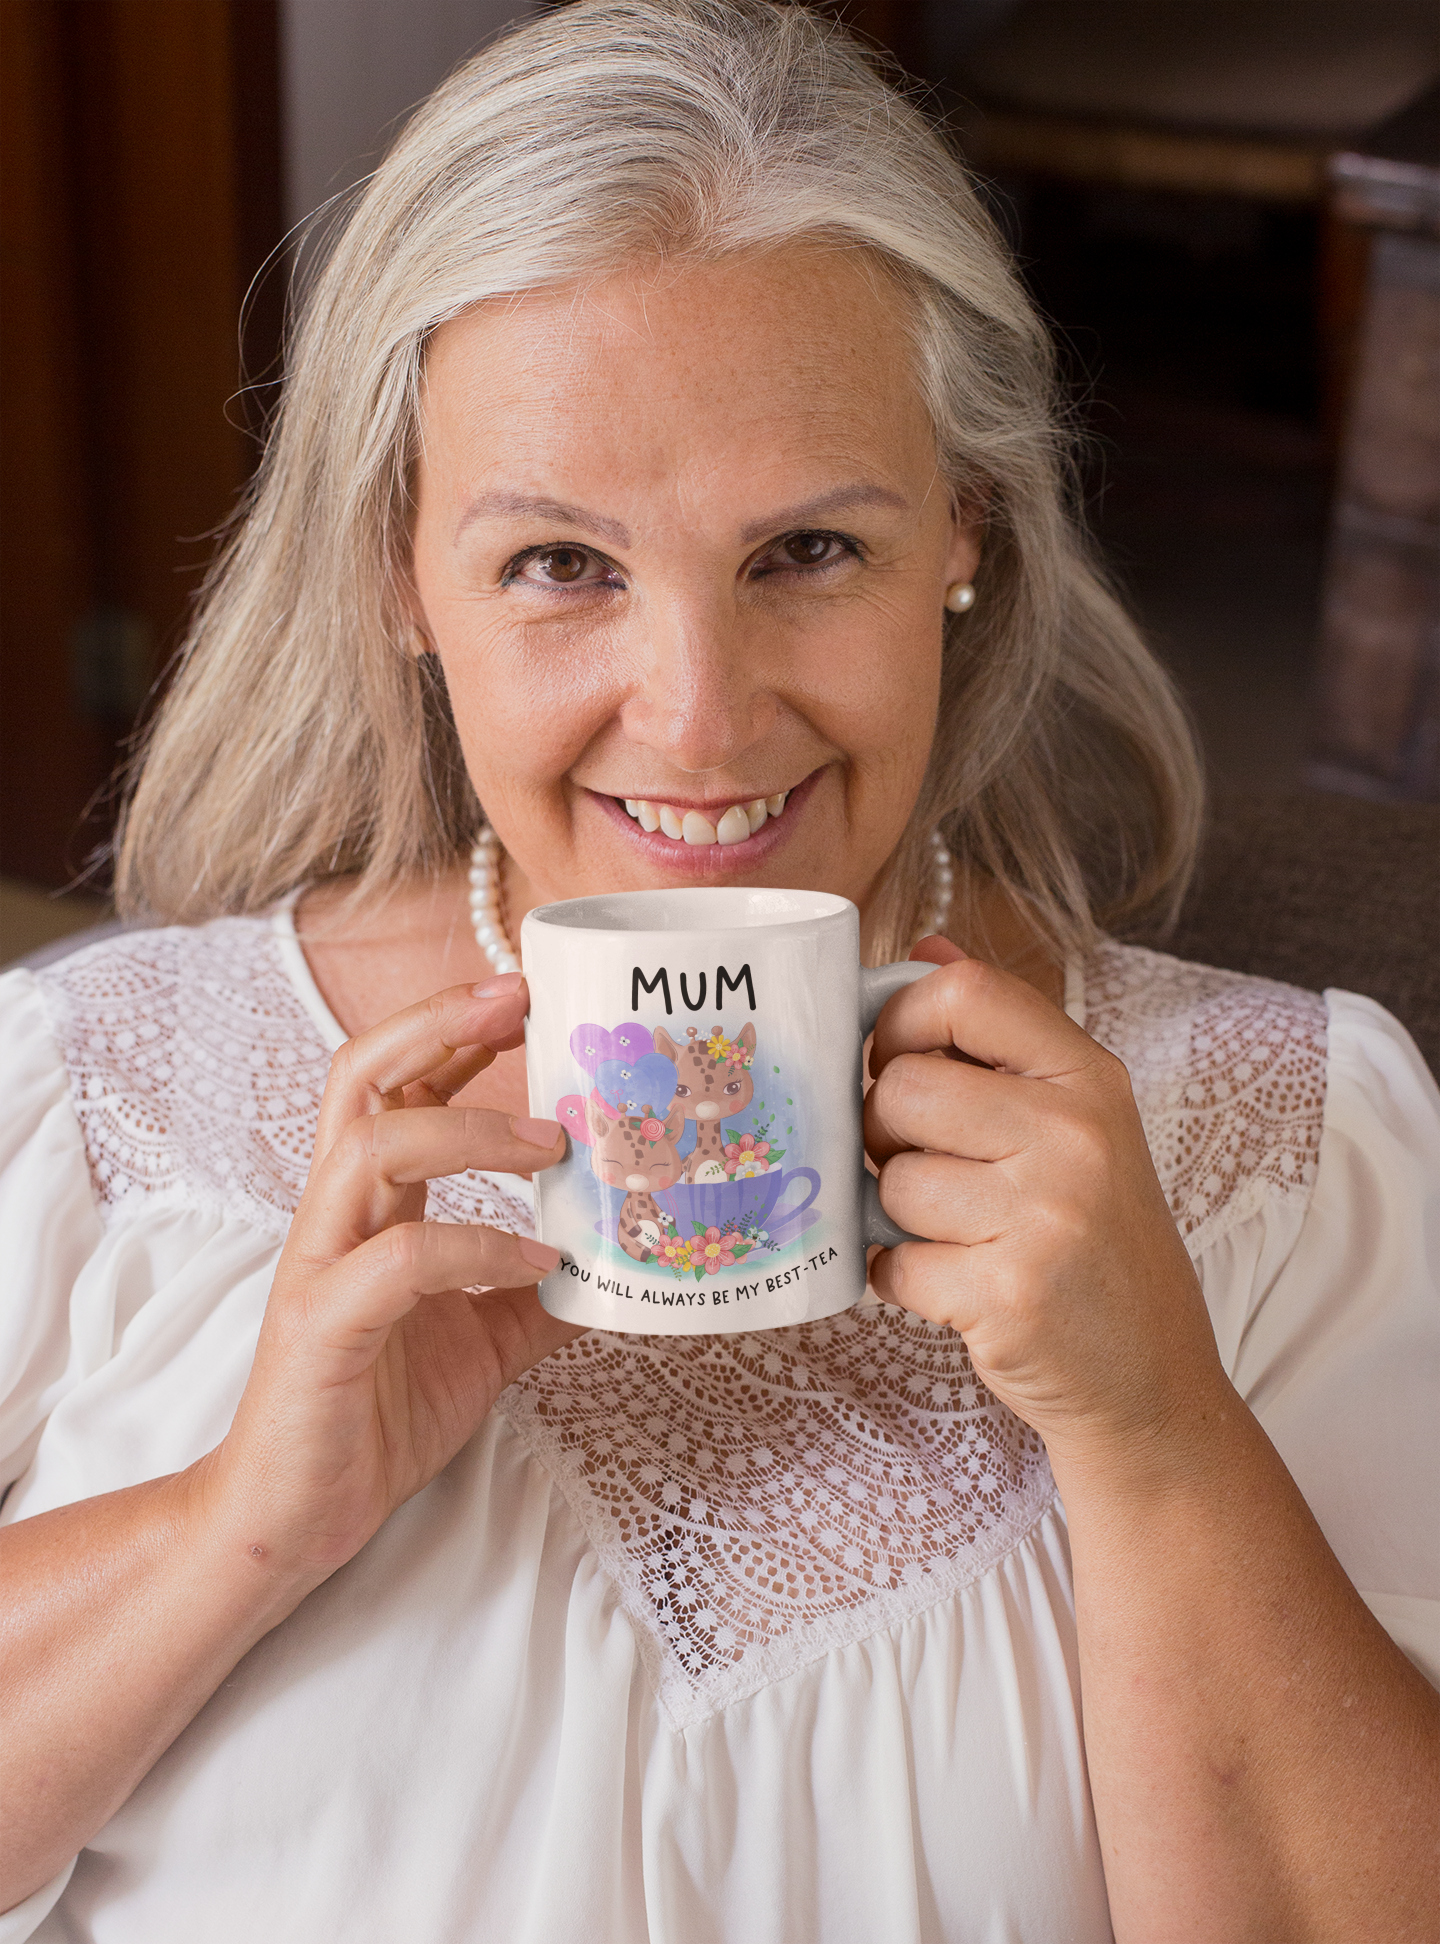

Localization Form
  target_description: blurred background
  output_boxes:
[3,0,1438,964]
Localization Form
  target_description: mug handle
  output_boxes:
[859,958,938,1038]
[859,958,940,1249]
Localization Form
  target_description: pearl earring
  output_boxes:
[944,582,976,613]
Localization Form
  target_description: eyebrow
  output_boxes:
[453,480,911,552]
[454,492,632,548]
[738,483,910,544]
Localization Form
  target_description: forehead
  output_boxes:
[418,246,935,525]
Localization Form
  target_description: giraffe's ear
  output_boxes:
[665,1100,685,1141]
[584,1095,610,1142]
[653,1026,679,1063]
[739,1022,757,1056]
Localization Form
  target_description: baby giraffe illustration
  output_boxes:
[654,1023,757,1182]
[584,1096,686,1261]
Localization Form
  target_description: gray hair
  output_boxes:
[116,0,1203,962]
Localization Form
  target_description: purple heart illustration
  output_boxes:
[569,1020,653,1076]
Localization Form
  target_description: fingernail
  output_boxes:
[511,1115,562,1150]
[518,1237,562,1272]
[474,973,525,998]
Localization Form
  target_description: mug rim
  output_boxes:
[522,886,855,937]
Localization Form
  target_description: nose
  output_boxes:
[624,1172,649,1190]
[619,588,778,775]
[695,1101,721,1119]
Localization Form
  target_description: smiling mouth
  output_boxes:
[617,791,790,847]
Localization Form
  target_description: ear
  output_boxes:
[584,1095,610,1143]
[653,1026,678,1063]
[739,1023,757,1055]
[665,1101,685,1141]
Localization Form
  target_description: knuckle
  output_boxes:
[333,1114,384,1172]
[1046,1100,1115,1177]
[1088,1043,1134,1100]
[1032,1193,1091,1254]
[327,1039,359,1087]
[944,956,1001,1004]
[873,1053,926,1119]
[373,1221,429,1280]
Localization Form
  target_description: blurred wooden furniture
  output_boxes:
[952,0,1438,201]
[0,0,283,889]
[1310,148,1440,801]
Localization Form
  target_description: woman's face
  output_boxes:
[410,245,979,916]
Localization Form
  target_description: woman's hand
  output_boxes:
[200,973,579,1582]
[1,974,580,1908]
[869,942,1440,1941]
[865,940,1224,1468]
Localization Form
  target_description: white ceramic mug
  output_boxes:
[521,887,935,1335]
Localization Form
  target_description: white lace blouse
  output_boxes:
[2,915,1437,1944]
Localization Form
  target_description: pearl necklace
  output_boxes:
[467,824,954,975]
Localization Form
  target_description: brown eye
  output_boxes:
[782,532,833,566]
[539,547,589,582]
[723,1080,742,1094]
[675,1084,691,1097]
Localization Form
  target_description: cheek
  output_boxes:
[415,550,622,814]
[595,1157,624,1185]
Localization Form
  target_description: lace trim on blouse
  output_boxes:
[31,919,1326,1724]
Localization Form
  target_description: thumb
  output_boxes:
[910,933,967,967]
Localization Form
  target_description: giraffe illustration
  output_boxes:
[583,1095,686,1262]
[654,1022,757,1182]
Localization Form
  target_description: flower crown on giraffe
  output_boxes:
[695,1024,754,1071]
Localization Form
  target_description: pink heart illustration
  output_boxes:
[555,1095,592,1145]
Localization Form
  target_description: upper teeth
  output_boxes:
[620,792,789,844]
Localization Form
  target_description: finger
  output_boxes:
[402,1037,514,1109]
[910,934,967,967]
[866,1051,1044,1165]
[874,1148,1015,1246]
[466,1281,587,1373]
[297,1107,564,1256]
[307,1221,562,1348]
[869,955,1102,1085]
[315,977,528,1159]
[868,1238,982,1336]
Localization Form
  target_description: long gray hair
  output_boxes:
[116,0,1202,962]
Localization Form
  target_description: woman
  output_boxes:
[2,3,1435,1938]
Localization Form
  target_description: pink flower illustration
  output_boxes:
[639,1117,663,1141]
[705,1226,722,1241]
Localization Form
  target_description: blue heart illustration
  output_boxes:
[594,1052,677,1115]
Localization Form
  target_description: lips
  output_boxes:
[585,769,819,872]
[619,791,790,846]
